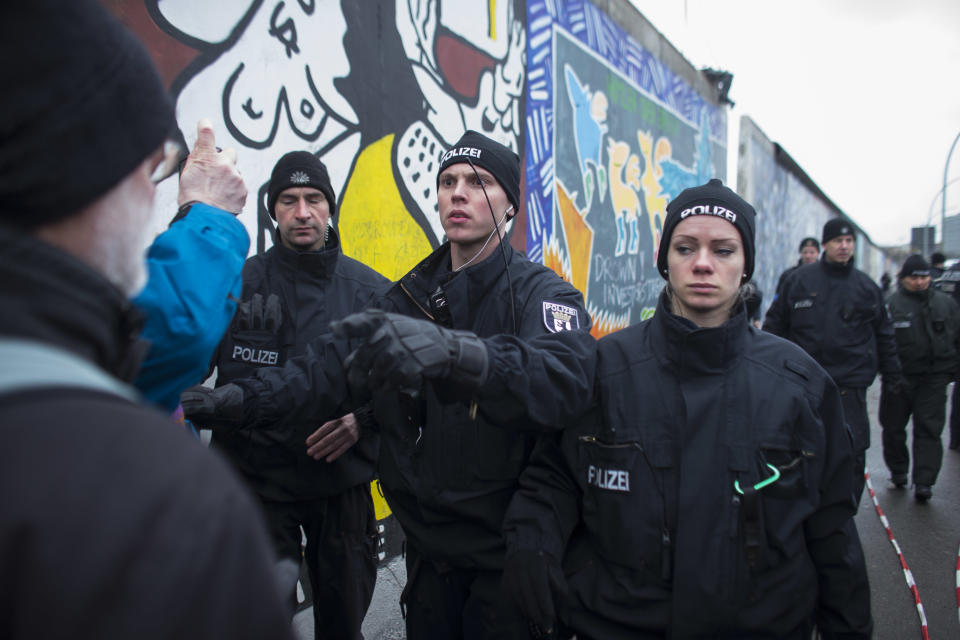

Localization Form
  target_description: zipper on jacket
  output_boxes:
[400,281,434,321]
[578,435,642,450]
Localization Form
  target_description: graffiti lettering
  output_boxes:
[242,98,263,120]
[602,279,662,309]
[269,2,299,59]
[297,0,315,15]
[594,254,638,283]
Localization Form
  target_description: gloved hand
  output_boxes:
[501,549,565,640]
[331,310,489,394]
[180,383,245,430]
[235,293,282,332]
[882,373,909,396]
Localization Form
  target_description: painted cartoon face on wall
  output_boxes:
[150,0,525,265]
[395,0,525,149]
[151,0,359,251]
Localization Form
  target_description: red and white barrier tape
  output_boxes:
[864,469,930,640]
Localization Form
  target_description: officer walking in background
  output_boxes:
[764,217,903,503]
[929,251,946,280]
[880,254,960,500]
[933,259,960,450]
[205,151,388,640]
[774,236,820,297]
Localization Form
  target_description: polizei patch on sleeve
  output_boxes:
[543,300,581,333]
[231,344,280,366]
[587,464,630,492]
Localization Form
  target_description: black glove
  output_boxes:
[501,549,565,639]
[882,373,908,396]
[235,293,282,331]
[332,310,489,394]
[180,383,245,430]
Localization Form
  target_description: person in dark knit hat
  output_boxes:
[765,216,903,504]
[929,251,946,279]
[880,254,960,501]
[184,130,590,639]
[0,1,294,638]
[774,236,820,298]
[197,148,387,639]
[313,178,872,637]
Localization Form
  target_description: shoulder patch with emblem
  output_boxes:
[543,300,581,333]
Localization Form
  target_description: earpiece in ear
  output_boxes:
[504,205,515,220]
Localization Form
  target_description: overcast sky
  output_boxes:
[627,0,960,248]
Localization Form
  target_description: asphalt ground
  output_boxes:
[294,381,960,639]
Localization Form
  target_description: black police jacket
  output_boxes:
[886,284,960,377]
[503,294,872,638]
[372,241,590,571]
[212,227,388,501]
[763,258,900,388]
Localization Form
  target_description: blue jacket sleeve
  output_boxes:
[134,204,250,412]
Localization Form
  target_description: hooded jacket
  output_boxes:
[504,293,872,638]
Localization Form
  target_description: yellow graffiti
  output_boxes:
[370,479,392,521]
[554,179,593,296]
[339,134,432,281]
[489,0,497,39]
[607,138,642,257]
[637,130,669,263]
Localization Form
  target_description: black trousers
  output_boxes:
[260,484,378,640]
[401,544,528,640]
[839,388,869,505]
[879,374,949,486]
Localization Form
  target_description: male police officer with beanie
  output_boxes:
[202,151,387,639]
[774,236,820,298]
[0,1,293,637]
[764,217,903,503]
[186,131,591,639]
[880,254,960,501]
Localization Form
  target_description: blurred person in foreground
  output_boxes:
[0,2,292,638]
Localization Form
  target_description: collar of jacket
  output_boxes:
[649,289,748,375]
[898,283,933,301]
[400,241,516,323]
[272,223,341,278]
[819,255,854,276]
[0,224,145,381]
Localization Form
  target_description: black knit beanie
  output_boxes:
[657,178,757,280]
[437,131,521,211]
[899,254,930,279]
[267,151,336,220]
[0,0,175,227]
[799,237,820,252]
[822,218,855,244]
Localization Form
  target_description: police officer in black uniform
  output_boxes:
[206,152,387,639]
[186,132,591,639]
[933,259,960,450]
[774,236,820,298]
[336,179,872,638]
[764,217,903,503]
[880,254,960,500]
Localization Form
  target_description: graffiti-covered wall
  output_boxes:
[524,1,726,336]
[114,0,725,330]
[122,0,527,282]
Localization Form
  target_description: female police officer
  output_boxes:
[497,179,871,638]
[334,179,872,638]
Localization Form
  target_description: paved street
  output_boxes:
[295,382,959,640]
[856,381,960,639]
